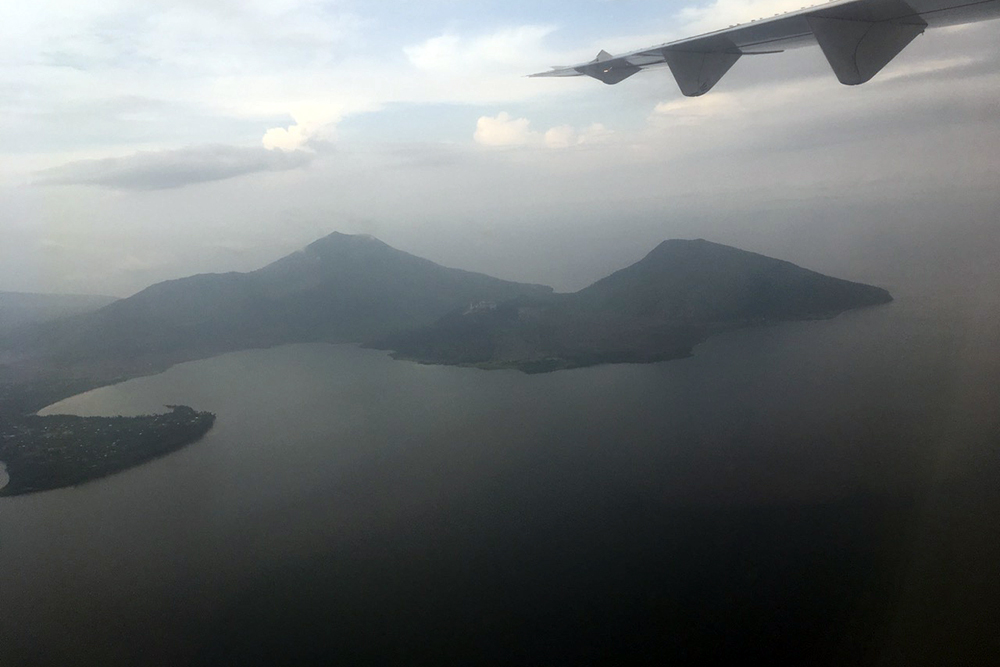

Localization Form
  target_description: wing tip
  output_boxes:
[528,67,584,78]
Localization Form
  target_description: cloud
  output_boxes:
[639,41,1000,166]
[404,26,556,74]
[542,125,577,148]
[34,144,314,190]
[650,93,748,125]
[3,1,999,301]
[474,112,536,147]
[544,123,612,148]
[4,0,999,179]
[674,0,827,36]
[262,116,337,152]
[404,34,463,71]
[474,114,613,149]
[389,24,580,108]
[262,124,314,152]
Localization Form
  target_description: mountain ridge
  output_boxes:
[0,232,891,415]
[0,291,118,333]
[0,231,554,415]
[376,238,893,372]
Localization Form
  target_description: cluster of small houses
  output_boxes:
[464,300,497,315]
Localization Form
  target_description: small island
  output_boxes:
[0,405,215,496]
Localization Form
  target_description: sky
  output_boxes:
[1,0,999,296]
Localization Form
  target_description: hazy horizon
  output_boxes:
[2,0,998,298]
[3,3,999,663]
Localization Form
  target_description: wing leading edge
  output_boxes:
[530,0,1000,95]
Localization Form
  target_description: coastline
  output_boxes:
[0,407,215,497]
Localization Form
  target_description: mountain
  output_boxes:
[0,234,892,414]
[571,239,891,319]
[0,292,118,333]
[0,232,551,414]
[375,239,893,372]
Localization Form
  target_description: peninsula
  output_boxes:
[0,233,891,495]
[0,405,215,496]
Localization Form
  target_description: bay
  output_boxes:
[0,285,996,665]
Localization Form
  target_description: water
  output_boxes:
[1,287,997,665]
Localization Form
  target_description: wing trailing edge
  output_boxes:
[529,0,1000,95]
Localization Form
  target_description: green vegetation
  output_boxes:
[0,405,215,496]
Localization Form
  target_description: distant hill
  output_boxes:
[0,234,893,414]
[0,292,118,333]
[0,233,552,413]
[572,239,891,319]
[375,239,893,372]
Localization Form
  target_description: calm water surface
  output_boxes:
[1,287,997,665]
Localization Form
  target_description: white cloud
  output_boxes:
[543,125,577,148]
[404,34,462,71]
[394,25,574,108]
[544,123,613,148]
[261,109,341,152]
[0,1,997,301]
[1,5,577,171]
[474,114,613,149]
[4,0,998,175]
[650,93,747,125]
[404,26,555,74]
[474,112,536,147]
[262,124,314,152]
[674,0,826,36]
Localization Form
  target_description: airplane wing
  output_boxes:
[529,0,1000,95]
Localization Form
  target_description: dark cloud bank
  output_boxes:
[35,144,314,190]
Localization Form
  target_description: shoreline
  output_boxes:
[0,407,215,497]
[0,461,8,491]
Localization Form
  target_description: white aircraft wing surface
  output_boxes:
[530,0,1000,95]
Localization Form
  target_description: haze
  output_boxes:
[1,0,998,297]
[3,2,1000,664]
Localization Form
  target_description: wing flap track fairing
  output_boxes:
[529,0,1000,94]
